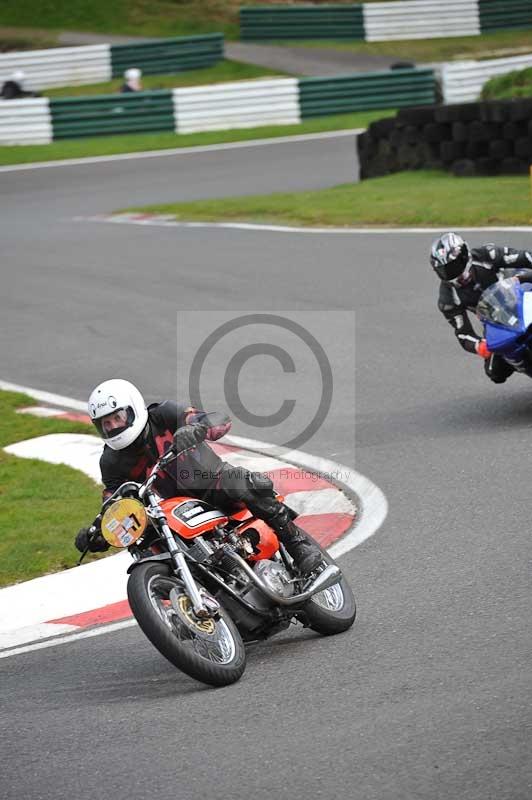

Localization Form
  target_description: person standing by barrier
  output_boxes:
[120,68,143,93]
[1,70,39,100]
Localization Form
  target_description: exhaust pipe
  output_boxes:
[227,552,342,607]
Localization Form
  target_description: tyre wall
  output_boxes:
[357,99,532,180]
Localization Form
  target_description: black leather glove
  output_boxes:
[74,526,109,553]
[173,423,208,453]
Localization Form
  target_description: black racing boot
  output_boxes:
[277,522,322,575]
[485,354,514,384]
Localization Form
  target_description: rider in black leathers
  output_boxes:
[430,232,532,382]
[75,380,321,575]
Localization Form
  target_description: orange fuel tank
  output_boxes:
[160,497,229,540]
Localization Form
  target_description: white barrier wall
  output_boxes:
[363,0,480,41]
[443,53,532,103]
[0,44,111,91]
[0,98,52,144]
[173,78,301,133]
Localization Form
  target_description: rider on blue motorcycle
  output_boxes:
[430,233,532,383]
[75,379,322,575]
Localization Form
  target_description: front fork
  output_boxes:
[150,504,217,619]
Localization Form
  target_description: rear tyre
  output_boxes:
[299,535,356,636]
[127,562,246,686]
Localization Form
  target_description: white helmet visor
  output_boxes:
[94,406,136,441]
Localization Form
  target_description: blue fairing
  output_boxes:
[478,281,532,358]
[485,323,522,353]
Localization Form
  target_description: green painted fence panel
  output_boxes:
[50,90,174,139]
[240,5,365,40]
[478,0,532,31]
[110,34,224,78]
[299,69,436,117]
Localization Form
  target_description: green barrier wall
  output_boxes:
[49,70,435,141]
[110,34,224,78]
[50,91,175,139]
[478,0,532,31]
[242,3,532,40]
[299,69,436,117]
[240,5,365,40]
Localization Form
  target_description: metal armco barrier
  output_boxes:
[240,5,365,39]
[299,69,436,117]
[0,98,52,144]
[50,91,175,139]
[173,79,300,133]
[478,0,532,32]
[443,53,532,103]
[0,35,224,93]
[363,1,479,42]
[240,1,532,41]
[1,69,437,144]
[110,34,224,78]
[0,45,111,91]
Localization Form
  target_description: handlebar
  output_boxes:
[80,441,199,565]
[99,442,198,508]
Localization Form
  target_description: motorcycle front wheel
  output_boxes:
[127,562,246,686]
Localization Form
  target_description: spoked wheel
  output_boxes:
[127,562,246,686]
[301,536,356,636]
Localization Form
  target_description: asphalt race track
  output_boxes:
[1,134,531,800]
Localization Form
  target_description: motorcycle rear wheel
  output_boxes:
[127,562,246,686]
[301,537,356,635]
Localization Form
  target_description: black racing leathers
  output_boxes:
[438,244,532,355]
[100,401,230,501]
[98,401,304,558]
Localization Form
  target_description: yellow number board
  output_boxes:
[101,498,147,548]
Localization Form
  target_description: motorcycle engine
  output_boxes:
[242,559,295,609]
[215,558,296,640]
[186,535,215,563]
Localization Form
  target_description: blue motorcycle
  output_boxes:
[477,279,532,377]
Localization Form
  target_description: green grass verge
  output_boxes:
[125,170,532,228]
[2,1,526,49]
[0,0,242,38]
[0,109,393,166]
[0,390,101,587]
[0,1,412,42]
[481,66,532,100]
[44,60,289,98]
[276,28,532,63]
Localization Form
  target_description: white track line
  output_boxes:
[0,380,87,412]
[0,620,136,660]
[0,128,363,174]
[79,216,532,235]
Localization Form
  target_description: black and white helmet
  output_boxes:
[430,232,473,286]
[88,379,148,450]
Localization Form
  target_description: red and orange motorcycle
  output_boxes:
[91,445,356,686]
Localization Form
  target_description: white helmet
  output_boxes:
[124,67,141,81]
[88,379,148,450]
[124,67,142,90]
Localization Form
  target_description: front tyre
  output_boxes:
[301,538,356,635]
[127,562,246,686]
